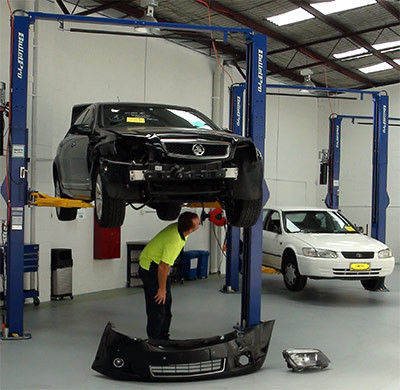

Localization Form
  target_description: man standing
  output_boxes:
[139,212,200,339]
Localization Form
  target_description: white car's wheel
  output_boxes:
[282,254,307,292]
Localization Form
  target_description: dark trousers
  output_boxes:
[139,262,172,340]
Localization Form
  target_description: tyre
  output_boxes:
[33,297,40,306]
[361,277,385,291]
[54,176,78,221]
[156,203,181,221]
[282,254,307,292]
[225,197,262,228]
[95,169,126,228]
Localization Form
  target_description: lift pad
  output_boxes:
[185,202,221,208]
[262,266,280,274]
[29,192,94,208]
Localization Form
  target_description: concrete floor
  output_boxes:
[1,268,399,390]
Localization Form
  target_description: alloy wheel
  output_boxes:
[285,263,297,286]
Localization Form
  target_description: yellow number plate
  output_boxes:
[350,263,370,271]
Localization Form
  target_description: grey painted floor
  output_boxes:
[1,268,399,390]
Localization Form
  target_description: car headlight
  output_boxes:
[282,348,331,372]
[378,248,392,259]
[302,248,338,258]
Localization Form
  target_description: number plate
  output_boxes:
[350,263,370,271]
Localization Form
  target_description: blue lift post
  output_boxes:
[2,14,31,338]
[241,33,267,328]
[224,83,245,293]
[325,94,390,243]
[4,12,268,336]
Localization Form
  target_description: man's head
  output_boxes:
[178,212,200,236]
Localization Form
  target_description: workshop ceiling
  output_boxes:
[59,0,400,89]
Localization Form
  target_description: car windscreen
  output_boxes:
[283,211,358,234]
[100,105,218,130]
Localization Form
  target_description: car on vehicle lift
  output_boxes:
[262,207,395,292]
[53,102,263,228]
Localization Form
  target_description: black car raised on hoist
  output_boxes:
[53,102,263,228]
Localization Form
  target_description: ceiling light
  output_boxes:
[373,40,400,51]
[267,8,314,26]
[359,62,393,74]
[394,59,400,65]
[300,68,317,94]
[333,48,368,59]
[311,0,376,15]
[135,0,161,35]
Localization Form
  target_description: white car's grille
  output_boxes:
[332,267,382,276]
[149,359,225,378]
[341,252,374,259]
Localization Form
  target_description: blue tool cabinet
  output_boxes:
[22,245,40,306]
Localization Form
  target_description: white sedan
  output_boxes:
[262,207,395,292]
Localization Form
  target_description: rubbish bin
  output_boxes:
[197,250,209,279]
[183,250,200,280]
[51,248,73,300]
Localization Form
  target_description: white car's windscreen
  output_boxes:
[283,211,358,234]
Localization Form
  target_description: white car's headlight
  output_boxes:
[302,248,338,258]
[378,248,392,259]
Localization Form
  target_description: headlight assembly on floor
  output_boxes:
[282,348,330,372]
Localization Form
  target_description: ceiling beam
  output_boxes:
[194,0,374,87]
[91,1,305,84]
[56,0,70,15]
[291,0,400,72]
[77,1,124,16]
[268,21,400,55]
[376,0,400,19]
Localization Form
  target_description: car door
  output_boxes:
[262,210,284,269]
[58,107,93,193]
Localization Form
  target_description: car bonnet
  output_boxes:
[290,232,389,252]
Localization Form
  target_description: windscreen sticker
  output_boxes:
[345,226,356,232]
[126,117,145,123]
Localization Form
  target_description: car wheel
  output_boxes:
[360,277,385,291]
[282,254,307,292]
[156,203,181,221]
[54,176,78,221]
[95,169,126,228]
[225,197,262,228]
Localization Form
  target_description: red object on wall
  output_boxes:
[93,214,121,259]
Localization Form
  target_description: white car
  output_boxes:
[262,207,395,292]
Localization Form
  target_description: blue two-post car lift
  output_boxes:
[2,12,269,339]
[224,83,391,290]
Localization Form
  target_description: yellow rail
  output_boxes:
[29,192,94,208]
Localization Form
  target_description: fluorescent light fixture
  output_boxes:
[267,8,314,26]
[373,40,400,51]
[394,59,400,65]
[359,62,393,74]
[312,0,376,15]
[333,48,368,59]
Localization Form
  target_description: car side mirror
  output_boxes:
[70,124,91,135]
[355,225,364,234]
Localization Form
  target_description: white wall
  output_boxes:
[316,83,400,261]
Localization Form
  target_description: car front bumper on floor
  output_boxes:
[91,320,275,382]
[297,255,395,279]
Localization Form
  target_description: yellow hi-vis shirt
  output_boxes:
[139,223,187,270]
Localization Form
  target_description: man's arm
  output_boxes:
[154,261,170,305]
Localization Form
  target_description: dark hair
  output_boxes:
[178,212,199,232]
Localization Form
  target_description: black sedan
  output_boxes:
[53,103,263,228]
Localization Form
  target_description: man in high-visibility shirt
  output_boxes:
[139,212,201,339]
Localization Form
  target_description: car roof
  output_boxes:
[89,102,201,111]
[264,206,339,212]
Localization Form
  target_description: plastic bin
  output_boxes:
[197,250,209,279]
[51,248,73,300]
[183,250,200,280]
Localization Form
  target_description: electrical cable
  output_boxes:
[197,0,234,85]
